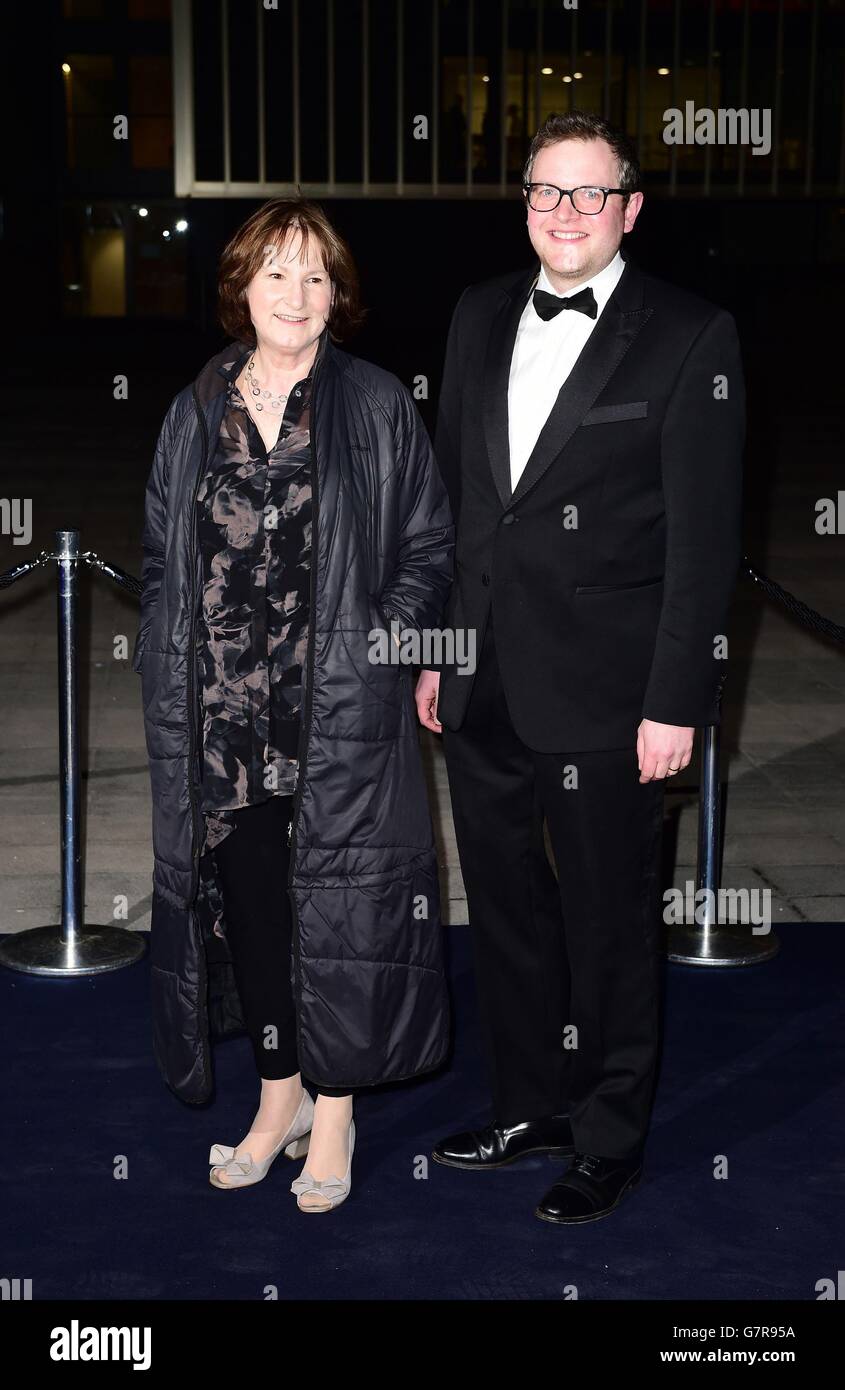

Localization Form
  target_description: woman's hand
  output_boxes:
[415,669,442,733]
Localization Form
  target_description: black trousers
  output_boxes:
[441,611,664,1160]
[213,794,351,1097]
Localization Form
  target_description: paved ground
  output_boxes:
[1,321,843,941]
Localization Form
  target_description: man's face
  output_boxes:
[525,137,643,290]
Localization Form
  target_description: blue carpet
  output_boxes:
[2,922,842,1300]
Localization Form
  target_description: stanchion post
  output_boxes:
[696,720,722,930]
[0,530,146,976]
[57,529,83,949]
[666,723,779,966]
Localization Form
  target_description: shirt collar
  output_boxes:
[534,249,625,316]
[217,324,329,384]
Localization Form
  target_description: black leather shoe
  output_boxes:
[535,1151,642,1224]
[432,1116,574,1170]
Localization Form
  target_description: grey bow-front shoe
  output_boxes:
[209,1088,315,1190]
[290,1118,355,1212]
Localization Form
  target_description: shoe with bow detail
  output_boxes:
[432,1115,574,1170]
[535,1150,642,1224]
[291,1118,355,1213]
[209,1088,314,1190]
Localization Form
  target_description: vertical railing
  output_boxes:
[292,0,301,188]
[327,0,336,191]
[397,0,404,195]
[703,0,716,196]
[466,0,474,195]
[771,0,785,196]
[535,0,542,135]
[637,0,647,159]
[362,0,370,192]
[669,0,681,197]
[737,0,751,196]
[805,0,820,197]
[432,0,439,195]
[171,0,194,197]
[603,0,614,122]
[568,0,578,113]
[221,0,231,190]
[256,0,266,187]
[170,0,835,199]
[839,48,845,194]
[500,0,508,195]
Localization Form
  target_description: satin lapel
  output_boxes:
[509,262,653,509]
[481,267,538,511]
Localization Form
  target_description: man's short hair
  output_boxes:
[523,110,641,197]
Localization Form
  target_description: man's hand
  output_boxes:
[415,669,442,733]
[636,719,694,783]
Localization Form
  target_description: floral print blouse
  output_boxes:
[195,366,314,855]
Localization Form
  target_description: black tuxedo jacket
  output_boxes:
[428,253,745,752]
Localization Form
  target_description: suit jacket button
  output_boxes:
[481,573,490,586]
[502,514,516,525]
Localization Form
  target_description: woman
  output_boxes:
[133,198,454,1212]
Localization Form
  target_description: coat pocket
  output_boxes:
[580,400,648,426]
[140,648,188,726]
[575,575,663,595]
[328,605,404,742]
[131,626,147,673]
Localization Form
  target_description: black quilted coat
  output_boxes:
[133,329,454,1104]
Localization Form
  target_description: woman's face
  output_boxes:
[246,228,333,357]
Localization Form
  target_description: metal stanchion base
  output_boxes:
[666,924,780,966]
[0,925,147,976]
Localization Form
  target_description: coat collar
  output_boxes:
[481,252,652,511]
[192,325,334,410]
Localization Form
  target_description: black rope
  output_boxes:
[0,551,51,589]
[1,548,843,645]
[0,550,142,597]
[742,556,845,646]
[84,554,143,598]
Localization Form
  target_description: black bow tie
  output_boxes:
[532,286,598,321]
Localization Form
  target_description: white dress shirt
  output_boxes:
[507,250,626,491]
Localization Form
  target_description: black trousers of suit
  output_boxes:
[213,795,351,1097]
[441,609,664,1160]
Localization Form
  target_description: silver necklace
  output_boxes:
[245,352,288,412]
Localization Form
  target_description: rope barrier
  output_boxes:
[1,550,839,635]
[0,546,142,597]
[0,535,839,975]
[741,555,845,646]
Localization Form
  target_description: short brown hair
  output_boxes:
[523,110,641,198]
[217,197,365,344]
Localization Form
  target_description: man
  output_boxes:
[416,111,744,1224]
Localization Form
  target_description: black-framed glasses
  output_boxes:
[523,183,628,214]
